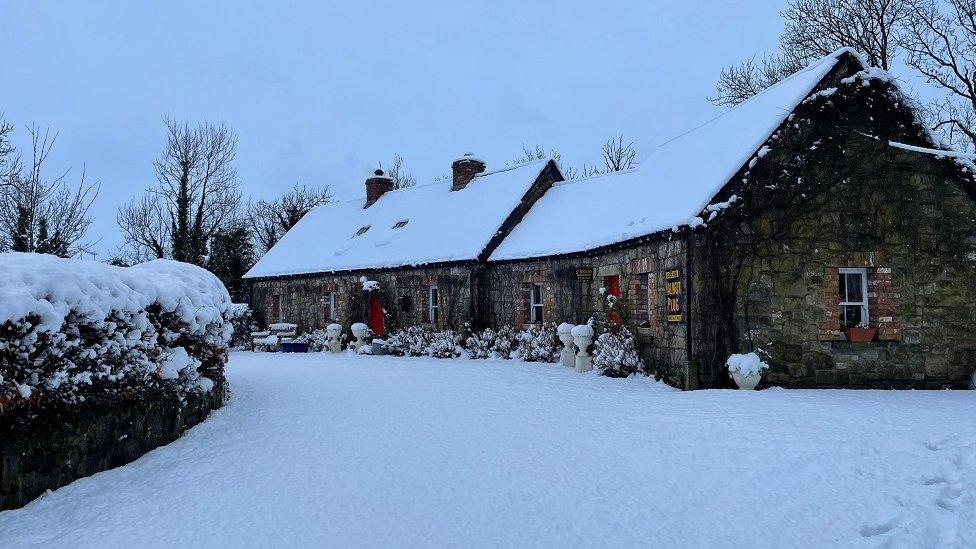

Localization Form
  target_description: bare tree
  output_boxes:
[601,135,637,172]
[385,154,416,189]
[712,0,905,106]
[711,54,806,107]
[249,182,333,252]
[117,193,169,261]
[118,116,241,265]
[900,0,976,151]
[0,125,99,257]
[0,115,14,191]
[508,144,562,166]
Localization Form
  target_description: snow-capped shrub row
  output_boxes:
[0,253,233,412]
[383,323,561,364]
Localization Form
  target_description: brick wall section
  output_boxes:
[485,238,689,377]
[248,265,474,333]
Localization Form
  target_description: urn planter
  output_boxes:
[726,352,769,391]
[350,323,370,352]
[732,371,762,390]
[557,323,576,367]
[843,326,878,343]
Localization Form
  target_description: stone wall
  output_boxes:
[690,70,976,389]
[248,264,475,333]
[0,387,224,510]
[483,238,689,382]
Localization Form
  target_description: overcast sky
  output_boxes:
[2,1,793,258]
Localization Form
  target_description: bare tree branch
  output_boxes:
[248,182,333,253]
[0,124,99,257]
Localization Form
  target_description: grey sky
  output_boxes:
[2,1,787,258]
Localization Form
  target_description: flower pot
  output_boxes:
[280,341,293,353]
[732,371,762,390]
[292,342,309,353]
[843,326,878,343]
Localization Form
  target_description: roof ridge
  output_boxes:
[550,167,639,187]
[655,49,859,150]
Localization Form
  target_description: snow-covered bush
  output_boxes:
[426,330,464,358]
[0,253,232,414]
[512,323,559,362]
[294,329,332,352]
[384,326,465,358]
[726,353,769,377]
[593,326,645,378]
[385,326,435,357]
[228,303,255,349]
[464,325,516,359]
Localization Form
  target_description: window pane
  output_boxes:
[842,305,862,327]
[846,273,863,302]
[531,284,542,304]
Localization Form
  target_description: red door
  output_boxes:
[369,296,385,337]
[605,275,621,325]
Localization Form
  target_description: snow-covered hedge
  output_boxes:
[383,323,559,363]
[294,328,334,352]
[228,303,255,349]
[593,326,645,378]
[0,253,232,413]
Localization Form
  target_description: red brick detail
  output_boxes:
[817,267,842,341]
[365,174,393,207]
[451,157,487,191]
[868,267,900,341]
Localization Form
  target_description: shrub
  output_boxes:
[294,329,332,352]
[426,330,464,358]
[0,254,231,415]
[465,325,516,359]
[384,326,434,357]
[593,326,645,378]
[512,323,559,363]
[228,303,256,349]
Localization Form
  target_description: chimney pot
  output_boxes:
[365,169,393,208]
[451,153,486,191]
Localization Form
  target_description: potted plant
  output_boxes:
[843,322,877,343]
[726,352,769,390]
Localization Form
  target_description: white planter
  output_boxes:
[572,332,593,373]
[557,323,575,367]
[327,323,343,353]
[350,323,369,352]
[732,371,762,390]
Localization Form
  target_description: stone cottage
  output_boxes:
[245,48,976,390]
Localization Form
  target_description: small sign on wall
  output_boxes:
[576,268,593,282]
[664,268,683,323]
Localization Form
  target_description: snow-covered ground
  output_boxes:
[2,352,974,548]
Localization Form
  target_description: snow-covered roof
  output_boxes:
[244,159,554,278]
[490,49,861,261]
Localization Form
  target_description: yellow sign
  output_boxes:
[665,269,683,323]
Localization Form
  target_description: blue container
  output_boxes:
[280,341,293,353]
[292,342,309,353]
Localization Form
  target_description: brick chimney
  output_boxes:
[365,169,393,208]
[451,154,487,191]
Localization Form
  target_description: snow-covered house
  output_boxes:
[247,49,976,390]
[244,156,564,336]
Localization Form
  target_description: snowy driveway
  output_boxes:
[1,352,974,548]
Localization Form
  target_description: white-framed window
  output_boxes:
[428,286,439,324]
[530,283,544,323]
[839,267,869,327]
[322,291,336,322]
